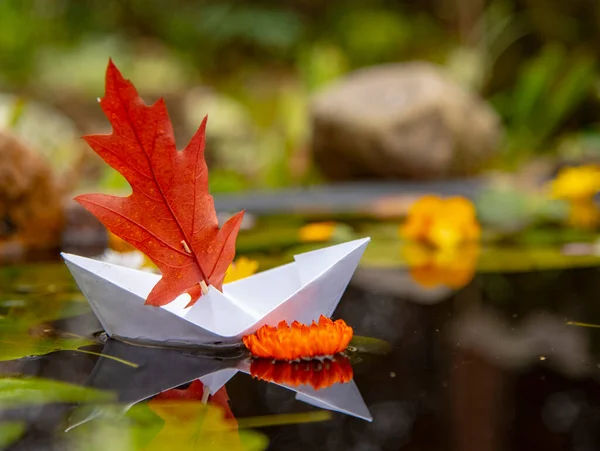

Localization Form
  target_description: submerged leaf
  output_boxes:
[0,377,114,409]
[348,335,392,355]
[0,421,25,448]
[0,332,94,362]
[0,264,97,362]
[69,400,269,451]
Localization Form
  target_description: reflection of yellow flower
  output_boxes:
[402,242,479,289]
[299,222,337,242]
[550,165,600,201]
[224,257,259,283]
[568,199,600,229]
[243,315,353,361]
[400,196,480,249]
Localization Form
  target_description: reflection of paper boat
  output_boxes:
[68,339,371,431]
[234,359,372,421]
[62,238,370,347]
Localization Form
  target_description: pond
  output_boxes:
[2,224,600,451]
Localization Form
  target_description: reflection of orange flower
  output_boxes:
[402,242,479,289]
[400,195,480,249]
[250,356,353,390]
[243,315,353,361]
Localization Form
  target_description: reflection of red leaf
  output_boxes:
[250,356,354,390]
[151,380,236,423]
[152,379,209,403]
[76,60,244,307]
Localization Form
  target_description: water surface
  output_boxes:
[2,256,600,450]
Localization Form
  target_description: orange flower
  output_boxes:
[250,356,353,390]
[400,195,480,249]
[242,315,353,361]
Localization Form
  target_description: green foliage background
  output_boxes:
[1,0,600,190]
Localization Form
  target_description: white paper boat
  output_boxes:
[62,237,370,347]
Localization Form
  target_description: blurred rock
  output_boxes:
[311,62,503,180]
[60,201,108,256]
[0,94,88,188]
[0,131,64,251]
[183,87,258,177]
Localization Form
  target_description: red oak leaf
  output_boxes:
[76,60,244,307]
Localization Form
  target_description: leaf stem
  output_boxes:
[74,349,140,368]
[199,280,209,295]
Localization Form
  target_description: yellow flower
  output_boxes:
[402,242,479,289]
[108,232,136,253]
[224,257,259,284]
[106,232,157,271]
[568,199,600,229]
[400,195,480,249]
[550,165,600,201]
[299,222,337,242]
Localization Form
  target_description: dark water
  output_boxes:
[3,260,600,450]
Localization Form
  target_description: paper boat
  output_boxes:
[62,237,370,347]
[67,339,372,431]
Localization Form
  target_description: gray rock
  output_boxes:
[311,62,503,180]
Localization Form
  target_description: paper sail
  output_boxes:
[62,237,370,347]
[67,339,372,431]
